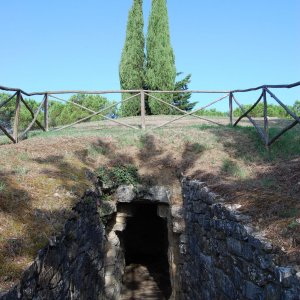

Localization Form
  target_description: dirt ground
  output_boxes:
[0,116,299,291]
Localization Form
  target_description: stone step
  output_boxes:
[120,264,167,300]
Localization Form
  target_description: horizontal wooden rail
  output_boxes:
[0,81,299,96]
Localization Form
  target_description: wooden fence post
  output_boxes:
[13,91,21,143]
[44,93,49,131]
[229,92,233,126]
[263,88,269,148]
[140,90,146,130]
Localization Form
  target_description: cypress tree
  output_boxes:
[146,0,176,115]
[172,73,196,113]
[119,0,145,117]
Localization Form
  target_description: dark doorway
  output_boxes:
[120,203,172,300]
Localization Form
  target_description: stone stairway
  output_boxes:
[120,264,167,300]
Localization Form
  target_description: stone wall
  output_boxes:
[3,178,300,300]
[1,191,106,300]
[181,178,300,300]
[1,184,179,300]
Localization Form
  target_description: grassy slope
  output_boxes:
[0,117,299,291]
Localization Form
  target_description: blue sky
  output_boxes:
[0,0,299,110]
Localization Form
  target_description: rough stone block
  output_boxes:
[226,237,242,256]
[243,281,264,300]
[98,201,116,217]
[233,266,244,288]
[263,283,281,300]
[255,254,273,270]
[193,202,207,214]
[240,242,254,262]
[112,223,126,232]
[173,219,185,233]
[171,205,183,218]
[280,288,300,300]
[116,185,136,202]
[275,267,296,288]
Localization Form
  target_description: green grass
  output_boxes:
[0,136,11,145]
[260,178,278,189]
[220,158,248,178]
[279,208,299,218]
[191,142,207,154]
[0,181,6,192]
[87,144,109,157]
[13,166,29,176]
[5,118,299,165]
[18,152,30,161]
[234,126,300,161]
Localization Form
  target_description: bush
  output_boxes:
[97,164,140,188]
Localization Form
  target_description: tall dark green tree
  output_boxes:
[119,0,145,117]
[146,0,176,115]
[172,73,196,113]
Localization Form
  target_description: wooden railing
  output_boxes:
[0,81,299,146]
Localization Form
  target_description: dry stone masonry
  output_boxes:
[181,178,300,300]
[1,177,300,300]
[1,190,106,300]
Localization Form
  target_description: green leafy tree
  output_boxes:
[48,102,65,127]
[49,94,116,127]
[119,0,145,117]
[146,0,176,115]
[293,100,300,115]
[172,73,196,113]
[233,103,291,118]
[196,108,227,117]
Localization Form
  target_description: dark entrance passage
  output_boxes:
[120,204,172,300]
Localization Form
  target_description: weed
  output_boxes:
[279,208,298,218]
[18,152,30,161]
[139,134,148,148]
[102,194,112,202]
[233,126,300,162]
[260,178,277,188]
[287,220,299,229]
[111,165,139,185]
[97,164,140,187]
[191,142,206,154]
[0,181,6,192]
[87,145,108,157]
[97,167,111,186]
[13,166,29,176]
[220,159,247,178]
[0,136,11,145]
[85,197,94,204]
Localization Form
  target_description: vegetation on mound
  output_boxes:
[97,164,140,188]
[0,121,299,291]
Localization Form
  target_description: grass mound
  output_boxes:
[0,116,299,291]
